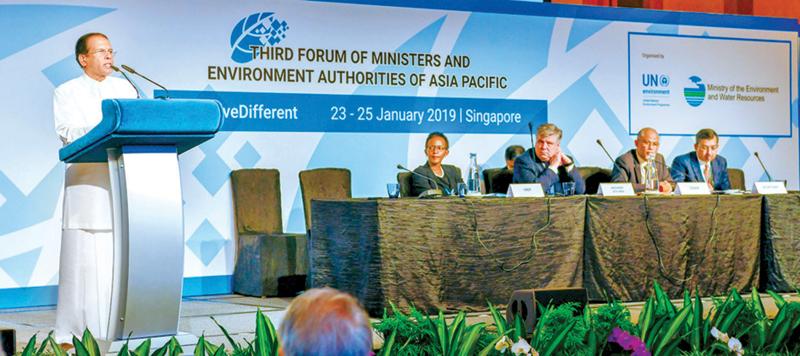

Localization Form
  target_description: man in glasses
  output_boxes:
[670,128,731,191]
[53,33,137,343]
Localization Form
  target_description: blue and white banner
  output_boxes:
[0,0,797,305]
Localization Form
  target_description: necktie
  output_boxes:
[704,163,714,190]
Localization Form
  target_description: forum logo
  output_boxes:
[230,12,289,63]
[683,76,706,107]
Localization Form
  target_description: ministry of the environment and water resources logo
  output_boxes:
[230,12,289,63]
[683,75,706,107]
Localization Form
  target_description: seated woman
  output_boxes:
[411,132,464,196]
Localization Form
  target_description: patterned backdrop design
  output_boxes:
[0,0,797,307]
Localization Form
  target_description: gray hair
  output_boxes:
[279,288,372,356]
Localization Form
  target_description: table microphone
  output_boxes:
[753,152,773,181]
[596,139,615,164]
[120,64,170,99]
[111,65,140,99]
[528,122,536,160]
[396,164,443,198]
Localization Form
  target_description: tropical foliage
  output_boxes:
[18,283,800,355]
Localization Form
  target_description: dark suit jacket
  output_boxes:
[512,149,586,195]
[670,152,730,190]
[611,149,672,192]
[411,163,463,196]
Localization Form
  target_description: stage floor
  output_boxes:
[0,294,293,353]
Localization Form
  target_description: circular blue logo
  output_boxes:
[230,12,289,64]
[683,76,705,107]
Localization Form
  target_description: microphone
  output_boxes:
[396,164,442,198]
[596,139,615,164]
[111,65,140,98]
[528,122,536,160]
[753,152,773,181]
[120,64,170,98]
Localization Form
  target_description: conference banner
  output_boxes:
[0,0,797,305]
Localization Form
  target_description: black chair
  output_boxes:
[727,168,745,190]
[578,166,612,195]
[397,172,413,197]
[483,168,514,194]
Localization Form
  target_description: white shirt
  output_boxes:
[698,159,711,183]
[54,74,137,229]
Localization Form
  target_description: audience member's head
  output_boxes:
[635,127,660,160]
[694,128,720,163]
[279,287,372,356]
[504,145,525,170]
[534,123,563,162]
[424,131,450,167]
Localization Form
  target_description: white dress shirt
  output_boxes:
[54,74,137,229]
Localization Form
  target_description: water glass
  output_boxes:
[386,183,400,198]
[457,183,468,198]
[561,182,576,196]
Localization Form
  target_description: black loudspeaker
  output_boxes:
[505,288,588,333]
[0,328,15,356]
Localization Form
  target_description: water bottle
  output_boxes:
[645,154,658,192]
[467,153,480,194]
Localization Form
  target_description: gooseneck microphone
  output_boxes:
[120,64,170,98]
[396,164,442,198]
[596,139,615,164]
[111,65,140,98]
[528,122,536,160]
[753,152,773,181]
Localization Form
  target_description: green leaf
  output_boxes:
[654,305,691,355]
[717,303,745,332]
[81,328,101,356]
[211,316,242,353]
[457,324,484,356]
[116,342,128,356]
[638,298,655,340]
[478,334,510,356]
[151,342,169,356]
[437,310,449,354]
[691,291,702,351]
[752,288,766,318]
[35,332,52,356]
[447,311,466,356]
[768,290,787,309]
[168,337,184,356]
[132,338,151,356]
[255,309,276,356]
[203,338,220,355]
[377,328,397,356]
[46,333,67,356]
[487,301,507,335]
[211,344,226,356]
[72,335,90,356]
[194,335,206,356]
[21,334,36,356]
[513,313,525,342]
[541,320,576,356]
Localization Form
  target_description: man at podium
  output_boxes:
[53,33,137,342]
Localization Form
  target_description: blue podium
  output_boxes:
[59,99,223,345]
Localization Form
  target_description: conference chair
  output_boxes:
[299,168,352,232]
[727,168,746,190]
[578,166,613,195]
[231,169,307,297]
[483,168,514,194]
[397,171,413,197]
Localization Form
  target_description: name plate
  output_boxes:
[753,181,788,194]
[674,182,711,195]
[507,183,544,198]
[598,183,635,196]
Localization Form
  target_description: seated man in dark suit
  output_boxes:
[611,127,673,193]
[513,123,585,195]
[411,132,464,196]
[489,145,525,193]
[670,128,730,191]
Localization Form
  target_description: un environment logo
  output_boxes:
[683,75,706,107]
[230,12,289,63]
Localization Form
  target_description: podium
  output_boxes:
[59,99,223,345]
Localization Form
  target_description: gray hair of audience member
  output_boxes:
[505,145,525,161]
[695,128,719,144]
[536,123,563,140]
[279,287,372,356]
